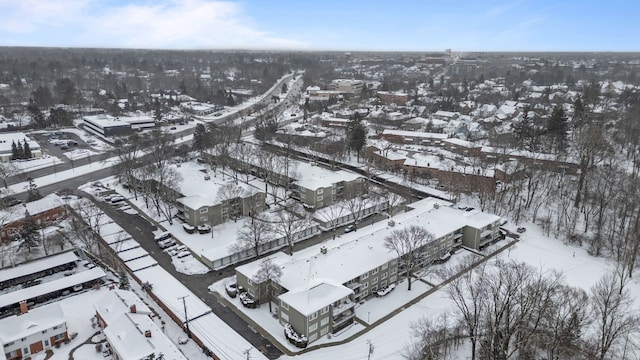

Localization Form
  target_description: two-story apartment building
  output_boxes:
[0,194,68,242]
[176,191,265,228]
[235,198,502,345]
[0,302,68,360]
[291,166,365,209]
[96,290,188,360]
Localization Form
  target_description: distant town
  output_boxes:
[0,48,639,360]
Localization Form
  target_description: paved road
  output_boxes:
[85,192,283,359]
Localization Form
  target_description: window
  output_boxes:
[53,326,59,330]
[390,267,397,274]
[317,195,323,201]
[361,273,368,280]
[382,273,388,280]
[362,290,368,297]
[381,280,387,288]
[321,327,329,336]
[321,306,329,315]
[317,188,323,194]
[199,216,207,222]
[390,275,397,282]
[280,312,289,322]
[53,333,66,341]
[280,301,289,310]
[309,311,318,320]
[222,207,228,213]
[23,348,29,355]
[42,329,48,334]
[372,268,379,275]
[5,350,19,359]
[372,277,378,284]
[309,323,318,332]
[199,207,208,214]
[5,341,13,347]
[362,282,368,288]
[309,333,318,342]
[321,317,329,326]
[44,340,49,347]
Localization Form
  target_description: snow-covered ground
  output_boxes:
[10,154,64,174]
[63,148,101,161]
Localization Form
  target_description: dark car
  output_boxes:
[516,227,527,233]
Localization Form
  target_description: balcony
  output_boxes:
[332,301,356,318]
[332,313,355,333]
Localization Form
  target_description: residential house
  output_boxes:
[0,302,68,360]
[96,290,187,360]
[176,190,265,228]
[0,194,68,242]
[290,165,365,209]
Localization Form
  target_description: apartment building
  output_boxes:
[329,79,364,94]
[176,191,265,228]
[0,303,68,360]
[235,198,502,345]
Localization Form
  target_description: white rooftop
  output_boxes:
[279,280,353,316]
[0,267,106,309]
[0,132,41,155]
[382,129,448,139]
[0,250,77,284]
[0,302,66,344]
[294,163,362,191]
[94,289,152,326]
[239,198,501,300]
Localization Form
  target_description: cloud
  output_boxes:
[0,0,305,49]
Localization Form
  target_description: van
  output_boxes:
[154,231,172,242]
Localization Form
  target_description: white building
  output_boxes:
[96,289,188,360]
[0,132,42,162]
[0,302,68,360]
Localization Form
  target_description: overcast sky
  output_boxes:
[0,0,637,51]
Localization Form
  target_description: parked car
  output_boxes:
[197,224,211,234]
[176,251,191,259]
[516,227,527,233]
[239,292,257,308]
[158,239,176,249]
[154,231,172,242]
[344,224,356,233]
[225,283,238,298]
[72,284,83,292]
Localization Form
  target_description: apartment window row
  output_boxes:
[309,323,318,332]
[309,311,318,320]
[321,317,329,326]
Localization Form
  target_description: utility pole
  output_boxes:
[178,295,191,338]
[367,340,374,360]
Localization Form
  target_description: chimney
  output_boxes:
[130,304,137,313]
[144,330,152,338]
[19,300,28,314]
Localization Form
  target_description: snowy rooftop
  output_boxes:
[94,289,152,326]
[442,138,481,148]
[294,163,362,191]
[0,302,66,344]
[24,193,65,215]
[279,281,353,316]
[177,195,217,210]
[239,198,499,296]
[0,267,106,309]
[382,129,448,139]
[0,250,77,283]
[0,132,40,154]
[171,162,256,202]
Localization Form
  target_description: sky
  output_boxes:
[0,0,638,52]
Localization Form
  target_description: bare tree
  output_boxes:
[273,202,311,254]
[148,166,183,225]
[589,271,640,360]
[541,285,591,360]
[232,214,274,258]
[384,225,435,291]
[445,257,488,360]
[114,134,144,199]
[252,258,282,312]
[315,202,348,240]
[216,182,245,222]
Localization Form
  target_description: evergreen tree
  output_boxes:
[348,115,367,162]
[118,270,130,290]
[226,93,236,107]
[26,177,42,202]
[192,123,209,154]
[548,106,569,153]
[16,141,24,159]
[18,212,41,251]
[23,140,31,159]
[573,96,585,127]
[10,141,18,160]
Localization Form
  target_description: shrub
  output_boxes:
[95,343,103,352]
